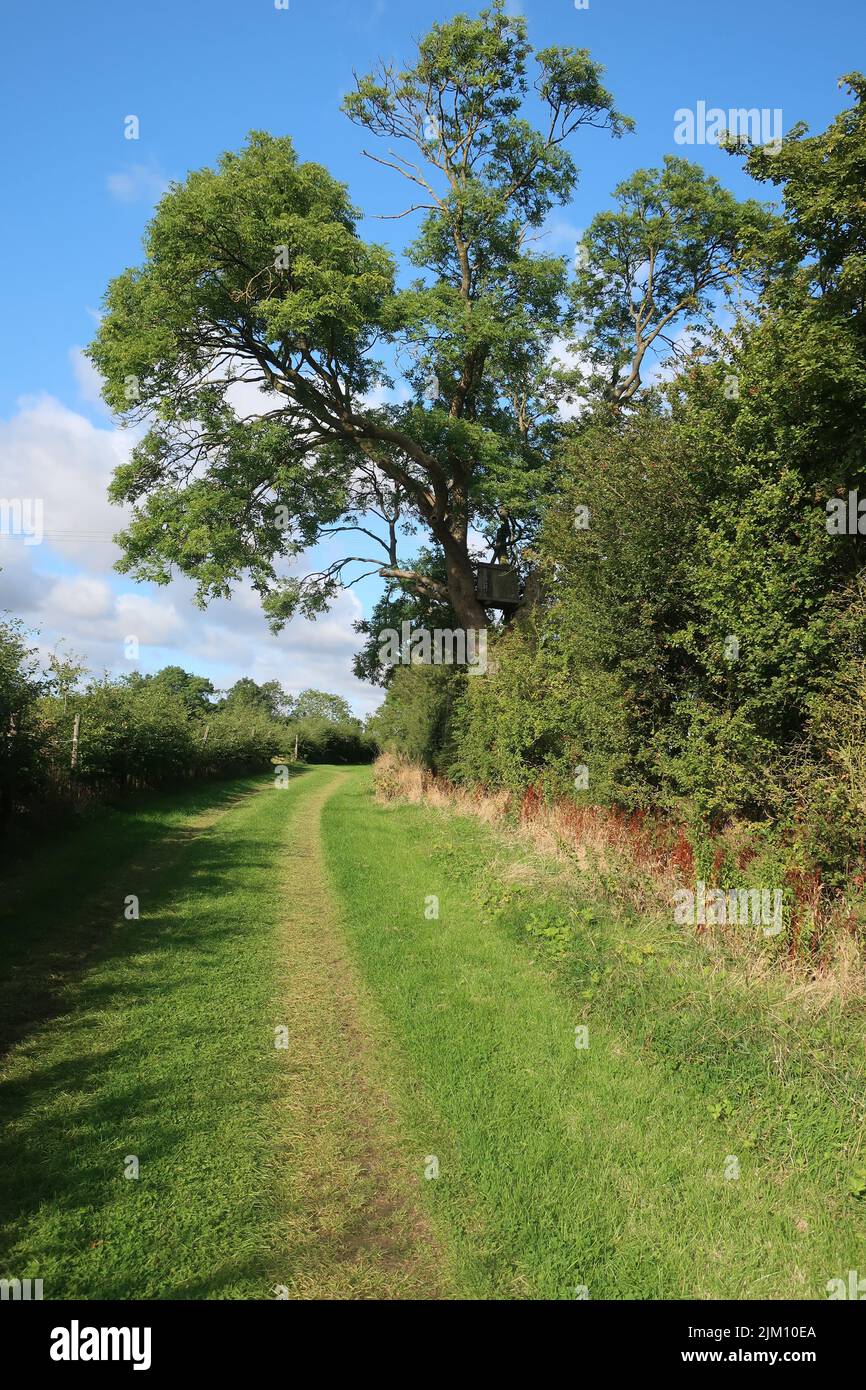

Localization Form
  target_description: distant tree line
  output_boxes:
[0,629,375,824]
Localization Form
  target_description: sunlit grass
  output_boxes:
[0,770,311,1298]
[323,767,866,1300]
[3,762,864,1301]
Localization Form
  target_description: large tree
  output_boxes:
[567,156,775,409]
[290,689,355,724]
[129,664,215,717]
[89,1,632,632]
[221,677,290,718]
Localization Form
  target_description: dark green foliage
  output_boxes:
[0,618,44,817]
[369,664,464,774]
[221,677,292,719]
[127,665,216,717]
[88,2,635,630]
[373,76,866,876]
[289,689,353,723]
[568,156,776,407]
[353,547,456,686]
[287,714,375,765]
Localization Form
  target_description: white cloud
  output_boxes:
[69,347,106,408]
[548,335,594,421]
[0,393,130,566]
[225,376,275,419]
[0,391,382,715]
[538,218,582,256]
[360,381,412,410]
[116,592,187,645]
[47,576,115,622]
[106,164,170,205]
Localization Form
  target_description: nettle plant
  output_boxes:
[89,1,632,632]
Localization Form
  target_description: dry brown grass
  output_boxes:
[372,753,866,998]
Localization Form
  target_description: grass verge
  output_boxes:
[322,766,866,1300]
[0,769,307,1298]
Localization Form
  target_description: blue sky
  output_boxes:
[0,0,861,712]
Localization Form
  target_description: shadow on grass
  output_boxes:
[0,771,311,1059]
[0,1030,277,1298]
[0,763,345,1297]
[0,768,322,1297]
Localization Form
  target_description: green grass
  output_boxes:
[0,778,262,1055]
[0,763,449,1301]
[268,769,450,1299]
[4,761,865,1300]
[0,767,317,1298]
[321,768,866,1300]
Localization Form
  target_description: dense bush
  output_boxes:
[369,664,464,775]
[372,80,866,880]
[282,712,375,764]
[0,635,374,824]
[0,619,43,818]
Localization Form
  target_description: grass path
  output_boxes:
[0,766,449,1299]
[3,763,864,1300]
[273,772,450,1298]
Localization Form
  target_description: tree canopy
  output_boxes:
[89,0,640,630]
[90,2,794,656]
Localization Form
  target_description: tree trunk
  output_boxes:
[442,540,489,630]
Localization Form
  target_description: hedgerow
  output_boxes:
[0,625,374,824]
[372,81,866,914]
